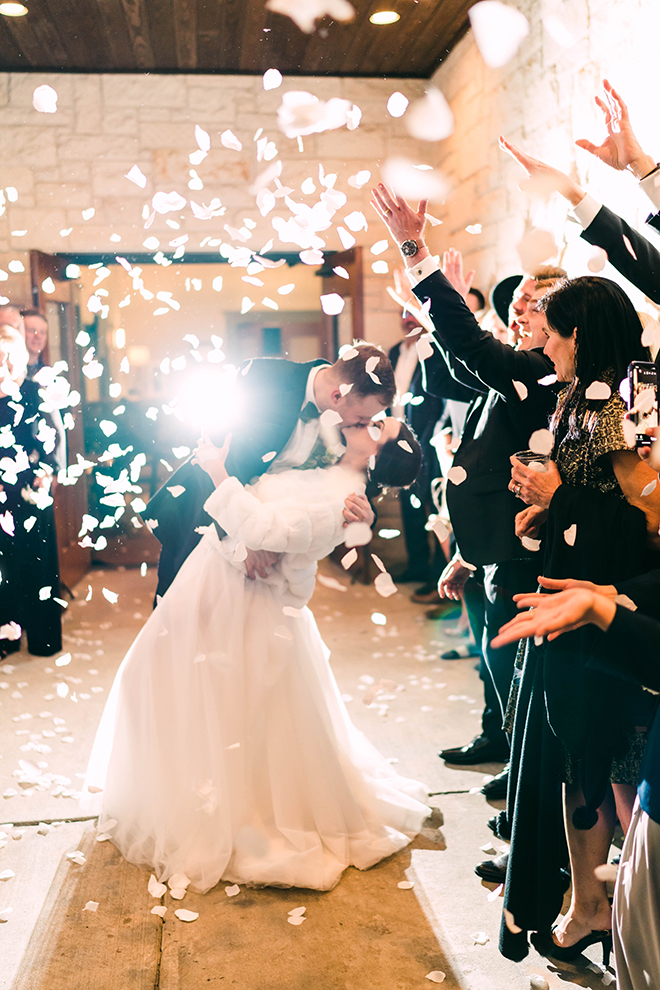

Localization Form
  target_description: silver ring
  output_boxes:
[514,484,521,495]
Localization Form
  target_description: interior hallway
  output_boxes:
[0,562,614,990]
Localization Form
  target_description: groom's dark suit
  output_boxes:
[145,358,329,600]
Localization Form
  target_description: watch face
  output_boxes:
[401,239,418,257]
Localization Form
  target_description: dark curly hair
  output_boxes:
[368,421,422,493]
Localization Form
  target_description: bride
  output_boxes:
[82,416,431,893]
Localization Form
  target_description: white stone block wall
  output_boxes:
[427,0,660,312]
[0,72,433,349]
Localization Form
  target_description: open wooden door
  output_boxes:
[321,246,364,359]
[30,250,90,592]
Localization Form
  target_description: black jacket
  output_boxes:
[144,358,329,599]
[580,202,660,305]
[412,269,557,566]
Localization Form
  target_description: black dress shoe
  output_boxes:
[487,812,511,841]
[481,764,510,799]
[439,735,509,765]
[475,851,509,884]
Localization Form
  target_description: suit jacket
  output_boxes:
[144,357,329,599]
[580,203,660,306]
[412,269,557,566]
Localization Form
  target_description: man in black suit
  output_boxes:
[388,311,474,597]
[145,345,395,601]
[372,183,565,791]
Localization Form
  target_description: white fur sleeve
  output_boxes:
[204,477,346,556]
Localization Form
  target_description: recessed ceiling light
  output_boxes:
[370,10,400,25]
[0,2,28,15]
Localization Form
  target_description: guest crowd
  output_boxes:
[374,80,660,989]
[2,73,660,990]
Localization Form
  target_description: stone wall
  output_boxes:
[428,0,660,312]
[0,72,432,350]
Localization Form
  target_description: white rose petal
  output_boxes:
[513,380,528,401]
[83,900,99,912]
[405,88,453,141]
[563,523,577,547]
[225,884,241,896]
[33,84,58,113]
[447,466,467,486]
[468,0,529,67]
[585,381,612,401]
[386,92,409,117]
[425,974,446,985]
[174,909,198,922]
[397,880,414,889]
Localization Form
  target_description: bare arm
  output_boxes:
[611,448,660,547]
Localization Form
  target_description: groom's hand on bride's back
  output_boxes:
[343,493,374,527]
[244,548,281,580]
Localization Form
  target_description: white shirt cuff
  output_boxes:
[406,255,440,287]
[572,192,602,229]
[640,169,660,212]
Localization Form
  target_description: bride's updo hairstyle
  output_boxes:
[369,421,422,492]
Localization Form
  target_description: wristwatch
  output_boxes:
[400,239,419,258]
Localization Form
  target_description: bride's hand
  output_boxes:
[192,433,231,487]
[343,492,374,527]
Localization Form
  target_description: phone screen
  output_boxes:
[628,361,659,444]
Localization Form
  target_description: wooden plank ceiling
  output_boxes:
[0,0,473,77]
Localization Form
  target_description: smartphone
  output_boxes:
[628,361,658,446]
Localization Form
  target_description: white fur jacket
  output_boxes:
[202,466,366,608]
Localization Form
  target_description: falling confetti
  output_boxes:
[468,1,529,67]
[266,0,355,34]
[406,88,453,141]
[587,245,608,272]
[387,92,409,117]
[563,523,577,547]
[513,380,529,401]
[33,84,58,113]
[585,381,611,400]
[447,466,467,486]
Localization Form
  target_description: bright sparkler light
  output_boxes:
[176,365,242,440]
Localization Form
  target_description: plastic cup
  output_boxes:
[513,449,551,472]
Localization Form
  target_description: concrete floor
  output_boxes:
[0,558,616,990]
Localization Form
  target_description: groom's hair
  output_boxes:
[331,342,395,407]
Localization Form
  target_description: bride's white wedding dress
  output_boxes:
[82,466,430,893]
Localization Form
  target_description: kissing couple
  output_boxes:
[82,343,431,893]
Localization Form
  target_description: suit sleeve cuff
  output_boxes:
[406,255,440,287]
[640,169,660,211]
[572,193,602,229]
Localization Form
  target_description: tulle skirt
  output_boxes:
[82,537,430,892]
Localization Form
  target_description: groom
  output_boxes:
[145,343,396,600]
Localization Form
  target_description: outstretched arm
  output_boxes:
[372,182,552,398]
[501,135,660,305]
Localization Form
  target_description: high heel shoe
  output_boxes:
[530,926,612,967]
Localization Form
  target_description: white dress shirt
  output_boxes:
[392,341,419,419]
[270,364,324,472]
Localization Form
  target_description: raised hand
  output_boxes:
[442,248,474,300]
[499,136,585,205]
[371,183,428,247]
[575,79,655,179]
[192,433,231,487]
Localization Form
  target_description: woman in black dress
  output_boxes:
[0,325,63,657]
[502,277,660,963]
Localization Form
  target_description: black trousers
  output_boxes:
[399,488,446,583]
[464,558,539,748]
